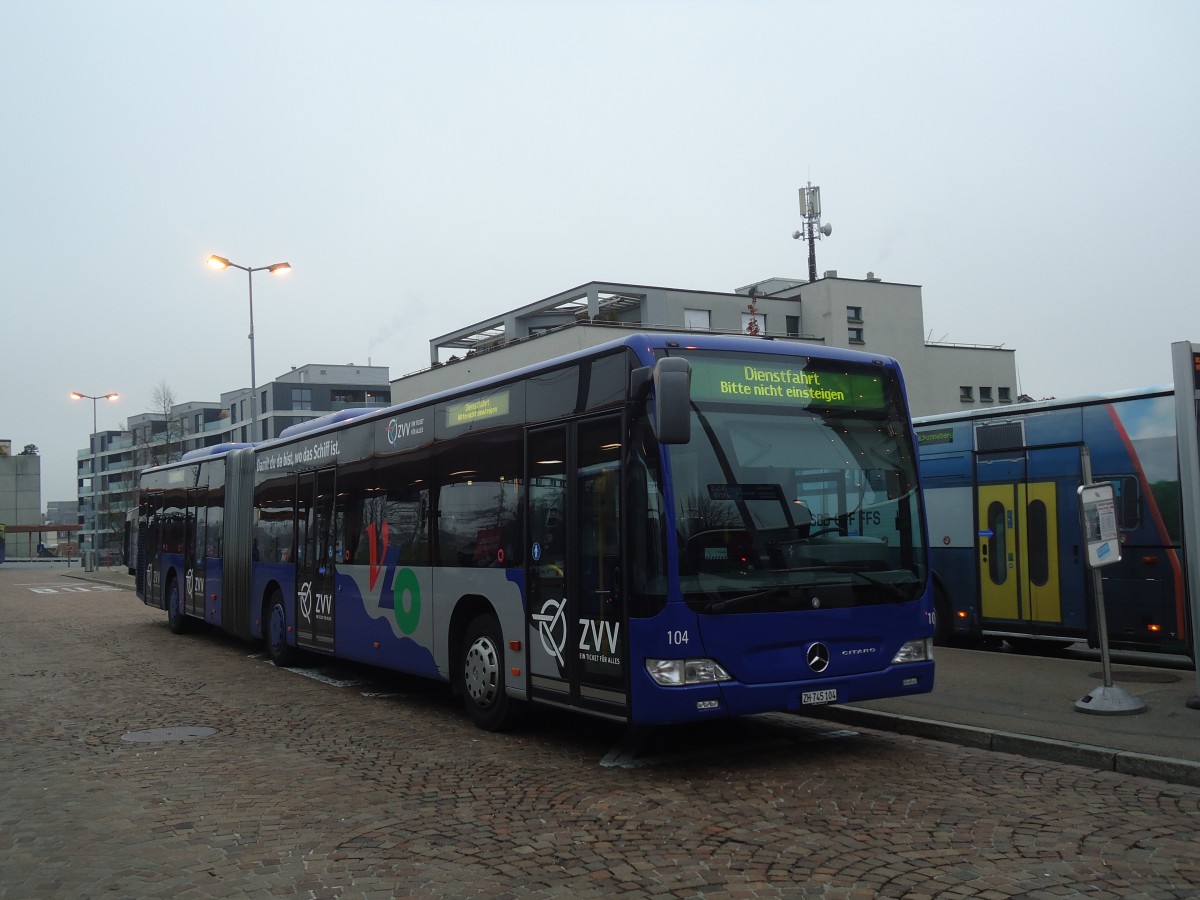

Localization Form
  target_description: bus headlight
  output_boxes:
[891,638,932,664]
[646,658,732,686]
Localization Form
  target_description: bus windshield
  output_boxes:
[663,351,926,614]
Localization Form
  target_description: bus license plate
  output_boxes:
[802,689,838,706]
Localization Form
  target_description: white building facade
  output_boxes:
[77,363,391,557]
[391,275,1018,418]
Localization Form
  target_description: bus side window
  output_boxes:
[1113,475,1140,530]
[435,429,522,568]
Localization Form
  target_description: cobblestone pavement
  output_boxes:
[3,571,1200,899]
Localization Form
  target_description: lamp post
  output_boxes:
[70,391,119,561]
[206,255,291,441]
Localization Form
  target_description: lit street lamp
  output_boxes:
[70,391,119,559]
[206,255,292,441]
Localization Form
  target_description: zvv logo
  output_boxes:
[579,618,620,656]
[532,598,568,668]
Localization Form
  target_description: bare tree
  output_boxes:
[152,380,176,416]
[134,380,186,469]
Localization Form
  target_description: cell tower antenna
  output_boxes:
[791,182,833,283]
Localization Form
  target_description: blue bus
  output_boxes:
[916,379,1197,656]
[136,333,934,729]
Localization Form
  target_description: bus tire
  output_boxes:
[265,592,300,667]
[166,578,189,635]
[460,613,523,731]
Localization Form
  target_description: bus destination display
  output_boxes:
[688,358,885,410]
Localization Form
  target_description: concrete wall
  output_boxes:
[911,344,1018,417]
[403,277,1020,420]
[393,325,621,405]
[0,453,41,528]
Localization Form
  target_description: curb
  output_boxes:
[809,705,1200,790]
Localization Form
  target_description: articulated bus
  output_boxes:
[136,332,934,730]
[916,343,1200,656]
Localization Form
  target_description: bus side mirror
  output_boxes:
[653,358,691,444]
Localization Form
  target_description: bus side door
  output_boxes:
[295,468,337,653]
[526,415,627,718]
[141,491,164,605]
[185,488,207,618]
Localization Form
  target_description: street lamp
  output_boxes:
[70,391,119,560]
[206,255,292,441]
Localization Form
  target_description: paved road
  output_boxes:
[2,568,1199,898]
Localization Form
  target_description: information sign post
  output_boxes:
[1170,341,1200,710]
[1074,450,1147,715]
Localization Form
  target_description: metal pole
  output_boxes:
[92,397,98,559]
[1169,341,1200,709]
[1080,446,1114,689]
[807,219,817,283]
[248,268,257,442]
[1075,444,1145,715]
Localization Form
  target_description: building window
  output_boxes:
[847,306,863,323]
[848,327,864,344]
[786,315,801,336]
[684,309,711,330]
[261,389,269,414]
[292,388,313,411]
[960,386,974,403]
[980,387,993,403]
[229,404,238,424]
[999,387,1012,403]
[741,312,766,334]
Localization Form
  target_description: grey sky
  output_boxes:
[2,0,1197,507]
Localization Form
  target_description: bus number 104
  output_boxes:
[668,630,689,645]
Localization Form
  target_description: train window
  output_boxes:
[987,501,1007,585]
[1027,499,1049,587]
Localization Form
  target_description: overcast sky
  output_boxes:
[2,1,1197,508]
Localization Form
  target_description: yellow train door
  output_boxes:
[977,481,1063,626]
[1020,481,1062,625]
[978,484,1019,620]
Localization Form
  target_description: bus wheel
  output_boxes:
[166,579,189,635]
[265,593,300,667]
[460,613,523,731]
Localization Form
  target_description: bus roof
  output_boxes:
[142,332,904,473]
[248,331,904,450]
[179,442,254,461]
[914,383,1174,427]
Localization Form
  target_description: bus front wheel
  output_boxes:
[166,579,189,635]
[265,593,300,667]
[460,613,523,731]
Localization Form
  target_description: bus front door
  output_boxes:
[976,447,1075,632]
[184,489,207,619]
[526,416,627,719]
[295,468,337,653]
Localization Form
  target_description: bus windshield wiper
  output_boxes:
[703,585,799,613]
[844,567,915,601]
